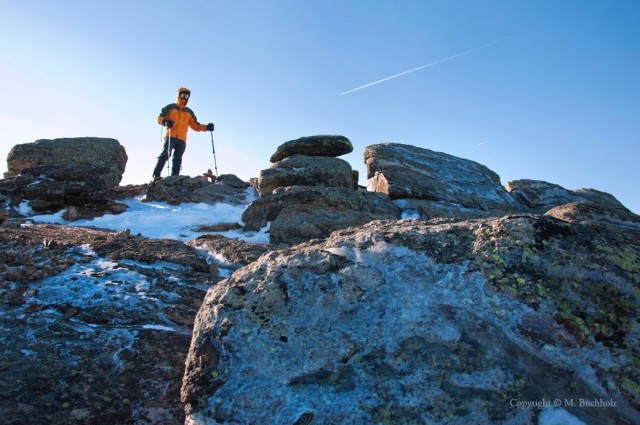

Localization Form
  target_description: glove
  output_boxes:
[206,123,214,131]
[163,119,174,129]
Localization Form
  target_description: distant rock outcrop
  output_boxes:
[0,137,128,214]
[144,174,252,205]
[506,179,630,214]
[365,143,518,219]
[183,209,640,425]
[545,200,640,229]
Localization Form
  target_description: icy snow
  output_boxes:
[29,254,160,311]
[141,324,178,332]
[27,195,270,243]
[11,195,272,328]
[17,200,34,216]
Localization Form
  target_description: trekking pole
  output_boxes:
[166,128,172,177]
[209,131,219,177]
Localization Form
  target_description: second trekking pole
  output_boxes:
[166,128,172,177]
[210,130,218,177]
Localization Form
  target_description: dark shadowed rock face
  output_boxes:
[241,185,401,245]
[183,211,640,424]
[364,143,518,215]
[258,155,357,196]
[270,135,353,163]
[0,224,218,424]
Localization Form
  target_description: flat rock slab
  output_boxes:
[270,135,353,163]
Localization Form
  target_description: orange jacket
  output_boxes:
[157,87,207,142]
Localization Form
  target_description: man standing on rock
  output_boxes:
[152,87,214,180]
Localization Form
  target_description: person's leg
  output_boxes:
[152,139,170,178]
[171,139,186,176]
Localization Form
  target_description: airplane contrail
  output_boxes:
[340,36,511,95]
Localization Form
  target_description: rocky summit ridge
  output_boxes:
[1,135,638,425]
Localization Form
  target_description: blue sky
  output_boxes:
[1,0,638,213]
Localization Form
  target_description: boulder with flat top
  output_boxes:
[1,138,128,213]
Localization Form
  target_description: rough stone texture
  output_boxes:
[506,179,630,214]
[192,223,243,233]
[258,155,357,196]
[109,184,149,200]
[364,143,518,214]
[188,234,282,271]
[5,137,127,186]
[0,163,128,214]
[183,212,640,425]
[241,185,401,245]
[215,174,250,189]
[396,198,503,220]
[1,138,129,214]
[268,205,395,246]
[144,175,254,205]
[270,135,353,163]
[0,224,219,424]
[545,201,640,228]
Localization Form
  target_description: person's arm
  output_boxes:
[158,105,175,127]
[187,108,211,132]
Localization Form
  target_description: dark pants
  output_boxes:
[153,137,186,177]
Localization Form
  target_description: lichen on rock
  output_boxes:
[183,214,640,424]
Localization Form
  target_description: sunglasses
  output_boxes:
[179,92,190,99]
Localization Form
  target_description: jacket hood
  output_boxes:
[176,87,191,108]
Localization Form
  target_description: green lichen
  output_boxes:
[597,245,639,274]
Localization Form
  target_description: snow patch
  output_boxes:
[27,256,165,311]
[29,197,254,242]
[141,324,178,332]
[17,200,34,216]
[394,199,420,219]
